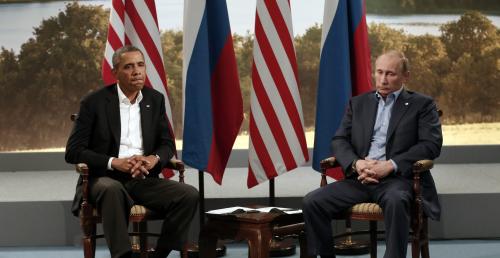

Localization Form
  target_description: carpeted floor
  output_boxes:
[1,240,500,258]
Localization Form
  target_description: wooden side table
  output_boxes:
[199,209,309,258]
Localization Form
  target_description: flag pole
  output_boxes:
[185,170,226,258]
[198,170,205,227]
[268,178,275,206]
[268,178,297,257]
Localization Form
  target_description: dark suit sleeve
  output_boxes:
[65,97,110,169]
[331,99,359,177]
[153,94,176,169]
[391,99,443,177]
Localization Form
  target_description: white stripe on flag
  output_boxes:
[321,0,340,50]
[248,0,308,187]
[256,2,303,120]
[182,0,206,121]
[253,42,304,165]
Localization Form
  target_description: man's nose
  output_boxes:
[380,74,388,84]
[132,66,141,74]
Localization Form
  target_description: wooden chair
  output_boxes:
[75,161,186,258]
[70,114,187,258]
[319,157,433,258]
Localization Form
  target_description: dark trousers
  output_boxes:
[89,177,199,258]
[302,176,412,258]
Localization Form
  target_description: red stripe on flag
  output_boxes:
[102,60,115,85]
[125,1,167,88]
[247,167,259,189]
[107,25,124,51]
[255,16,309,159]
[252,63,296,170]
[263,0,299,82]
[145,0,159,28]
[112,0,125,23]
[249,114,279,186]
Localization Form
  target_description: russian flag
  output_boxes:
[182,0,243,184]
[312,0,372,178]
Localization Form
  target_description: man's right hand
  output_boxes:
[111,158,148,178]
[111,158,134,173]
[356,159,380,184]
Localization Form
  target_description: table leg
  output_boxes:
[247,227,272,258]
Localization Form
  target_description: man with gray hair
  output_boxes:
[303,50,442,258]
[66,45,198,258]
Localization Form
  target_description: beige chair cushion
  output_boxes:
[130,205,148,216]
[89,204,150,217]
[350,203,383,215]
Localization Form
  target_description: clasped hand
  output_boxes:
[111,155,159,178]
[355,159,394,185]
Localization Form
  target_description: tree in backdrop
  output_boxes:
[0,2,108,151]
[160,29,183,137]
[233,32,254,133]
[404,34,449,100]
[295,24,321,129]
[439,11,500,122]
[0,7,499,150]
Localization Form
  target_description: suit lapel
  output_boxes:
[140,89,153,154]
[387,89,412,139]
[362,93,378,156]
[106,85,120,146]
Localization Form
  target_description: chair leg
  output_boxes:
[421,218,430,258]
[134,221,149,258]
[82,221,96,258]
[411,221,421,258]
[369,221,377,258]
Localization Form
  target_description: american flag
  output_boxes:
[101,0,176,178]
[247,0,309,188]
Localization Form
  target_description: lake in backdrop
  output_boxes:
[1,0,499,52]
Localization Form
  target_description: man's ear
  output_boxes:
[403,71,410,83]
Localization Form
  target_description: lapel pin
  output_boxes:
[146,104,150,108]
[405,102,409,106]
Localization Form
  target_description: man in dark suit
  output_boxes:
[303,50,442,258]
[65,45,198,258]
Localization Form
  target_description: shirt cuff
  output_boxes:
[107,157,114,170]
[389,159,398,173]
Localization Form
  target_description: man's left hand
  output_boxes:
[364,160,394,179]
[129,155,159,178]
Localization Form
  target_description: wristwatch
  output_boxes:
[351,159,359,174]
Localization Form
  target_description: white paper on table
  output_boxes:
[206,206,302,215]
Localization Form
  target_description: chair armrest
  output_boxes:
[76,163,89,176]
[166,158,186,183]
[320,157,339,170]
[413,159,433,173]
[166,158,185,171]
[319,157,339,187]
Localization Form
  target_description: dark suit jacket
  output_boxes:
[332,89,443,220]
[65,84,175,215]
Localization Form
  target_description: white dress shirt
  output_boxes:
[107,85,144,170]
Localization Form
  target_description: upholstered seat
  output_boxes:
[319,157,433,258]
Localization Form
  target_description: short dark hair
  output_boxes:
[112,45,144,69]
[380,50,410,74]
